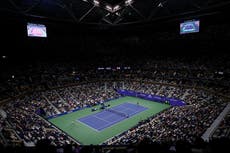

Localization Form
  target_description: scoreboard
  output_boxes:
[27,23,47,38]
[180,20,200,34]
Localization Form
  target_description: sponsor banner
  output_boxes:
[117,89,186,106]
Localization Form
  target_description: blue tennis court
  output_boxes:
[78,102,148,131]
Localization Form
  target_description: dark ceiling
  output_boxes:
[1,0,230,56]
[1,0,230,26]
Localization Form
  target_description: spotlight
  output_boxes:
[125,0,133,6]
[113,5,120,12]
[105,5,113,12]
[93,0,100,6]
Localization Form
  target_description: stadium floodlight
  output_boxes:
[93,0,100,6]
[97,67,105,70]
[113,5,120,12]
[125,0,133,6]
[105,5,121,13]
[218,71,224,75]
[105,5,113,12]
[157,2,163,8]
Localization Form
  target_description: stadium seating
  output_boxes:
[0,57,229,151]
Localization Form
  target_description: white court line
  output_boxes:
[95,111,115,119]
[78,113,112,132]
[106,102,145,118]
[97,115,127,130]
[119,103,148,117]
[76,120,100,132]
[93,107,130,130]
[97,107,147,131]
[95,104,148,131]
[79,103,147,131]
[93,115,111,123]
[79,112,118,131]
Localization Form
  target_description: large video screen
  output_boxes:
[180,20,200,34]
[27,23,47,37]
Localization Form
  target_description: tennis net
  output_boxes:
[105,108,129,118]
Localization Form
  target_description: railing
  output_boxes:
[201,103,230,142]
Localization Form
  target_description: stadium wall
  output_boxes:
[116,89,186,106]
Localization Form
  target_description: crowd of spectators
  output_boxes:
[0,79,228,147]
[0,56,229,150]
[105,81,228,145]
[42,82,119,114]
[1,94,72,146]
[0,56,229,99]
[0,82,121,146]
[0,113,22,146]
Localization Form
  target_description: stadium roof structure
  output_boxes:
[1,0,230,26]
